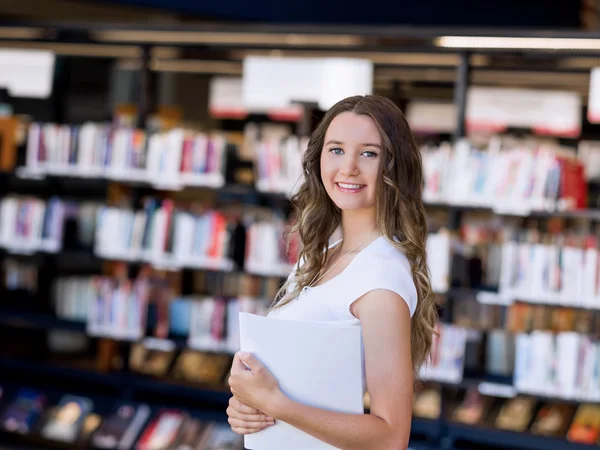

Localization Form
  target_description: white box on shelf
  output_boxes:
[245,260,293,278]
[181,172,225,189]
[39,239,61,254]
[185,255,235,272]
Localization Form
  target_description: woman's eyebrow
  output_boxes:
[324,140,381,149]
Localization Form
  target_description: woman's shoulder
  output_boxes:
[360,236,411,272]
[345,236,418,317]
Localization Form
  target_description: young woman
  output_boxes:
[227,95,438,450]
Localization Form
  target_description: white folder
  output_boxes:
[238,312,365,450]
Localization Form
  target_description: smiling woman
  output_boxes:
[227,95,438,450]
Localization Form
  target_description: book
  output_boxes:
[40,395,93,442]
[239,313,364,450]
[172,351,232,385]
[0,388,47,434]
[494,396,536,432]
[451,387,490,425]
[135,409,187,450]
[202,423,244,450]
[567,404,600,444]
[173,418,213,450]
[90,403,151,449]
[530,403,575,437]
[413,388,441,420]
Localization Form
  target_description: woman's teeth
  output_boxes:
[337,182,365,189]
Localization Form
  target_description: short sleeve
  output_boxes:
[338,257,418,319]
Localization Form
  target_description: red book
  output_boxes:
[135,410,186,450]
[207,213,227,258]
[180,138,193,173]
[161,200,175,252]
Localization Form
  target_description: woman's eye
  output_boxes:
[330,148,344,155]
[362,151,378,158]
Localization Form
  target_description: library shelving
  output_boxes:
[6,20,600,450]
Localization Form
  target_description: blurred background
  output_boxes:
[3,1,600,449]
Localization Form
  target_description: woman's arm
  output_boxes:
[229,289,413,450]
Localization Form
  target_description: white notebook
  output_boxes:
[238,312,364,450]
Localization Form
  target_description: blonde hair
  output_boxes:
[270,95,438,381]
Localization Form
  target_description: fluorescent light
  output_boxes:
[436,36,600,51]
[93,30,364,47]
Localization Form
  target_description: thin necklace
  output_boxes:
[299,231,381,298]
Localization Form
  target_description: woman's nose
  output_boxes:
[340,155,360,177]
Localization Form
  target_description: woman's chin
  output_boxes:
[331,200,375,212]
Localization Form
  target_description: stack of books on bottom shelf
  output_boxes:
[413,384,600,448]
[0,386,242,449]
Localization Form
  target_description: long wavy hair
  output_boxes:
[269,95,438,381]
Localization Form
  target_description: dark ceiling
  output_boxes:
[97,0,583,28]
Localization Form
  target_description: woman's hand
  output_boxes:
[227,396,275,435]
[228,351,284,418]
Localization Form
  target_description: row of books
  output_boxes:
[499,232,600,308]
[418,301,600,385]
[514,330,600,402]
[172,296,267,354]
[94,202,452,286]
[0,193,300,277]
[419,323,468,384]
[421,137,587,215]
[22,123,227,190]
[0,194,452,289]
[0,196,66,254]
[52,274,270,351]
[0,195,99,254]
[506,302,600,335]
[0,386,241,449]
[95,201,235,272]
[53,276,93,322]
[244,219,299,277]
[86,277,149,341]
[414,385,600,445]
[421,316,600,402]
[253,135,306,196]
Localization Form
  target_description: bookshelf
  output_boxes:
[4,22,600,450]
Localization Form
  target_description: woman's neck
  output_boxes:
[339,208,379,252]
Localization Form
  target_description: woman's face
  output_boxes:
[320,111,382,212]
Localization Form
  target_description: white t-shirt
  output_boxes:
[267,235,418,392]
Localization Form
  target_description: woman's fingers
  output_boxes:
[231,426,265,435]
[227,397,276,435]
[228,397,274,422]
[227,405,275,424]
[228,417,274,430]
[229,396,261,415]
